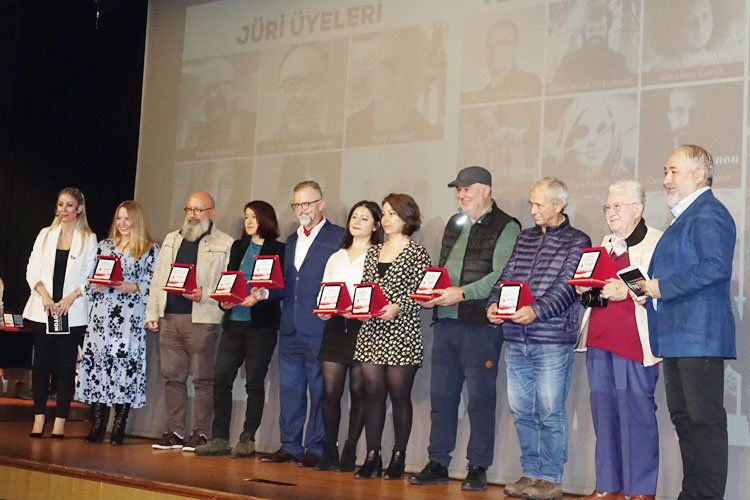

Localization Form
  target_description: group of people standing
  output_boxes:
[22,143,735,500]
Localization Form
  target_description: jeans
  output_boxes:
[428,319,503,468]
[212,322,277,439]
[505,341,573,483]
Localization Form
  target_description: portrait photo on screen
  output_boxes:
[255,39,347,155]
[460,6,544,104]
[638,82,743,191]
[642,0,745,85]
[169,159,254,238]
[542,92,637,192]
[345,24,447,148]
[457,101,541,197]
[175,52,259,162]
[546,0,639,95]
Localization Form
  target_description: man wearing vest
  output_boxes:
[409,166,520,491]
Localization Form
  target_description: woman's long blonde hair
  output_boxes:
[50,187,93,240]
[108,200,154,260]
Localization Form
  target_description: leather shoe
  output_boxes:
[578,492,625,500]
[628,496,655,500]
[259,448,298,463]
[297,451,320,468]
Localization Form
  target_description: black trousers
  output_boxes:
[212,322,277,439]
[31,321,85,417]
[663,357,727,500]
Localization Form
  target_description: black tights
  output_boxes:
[321,361,365,448]
[360,362,419,452]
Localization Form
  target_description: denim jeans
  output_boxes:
[505,341,573,483]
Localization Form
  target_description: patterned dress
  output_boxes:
[353,240,431,366]
[75,240,159,407]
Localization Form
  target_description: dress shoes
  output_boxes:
[578,492,625,500]
[259,448,299,464]
[297,451,320,468]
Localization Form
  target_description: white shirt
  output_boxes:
[670,186,710,223]
[294,218,327,270]
[322,248,366,297]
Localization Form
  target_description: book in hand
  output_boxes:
[617,265,650,298]
[409,266,451,301]
[494,281,534,319]
[89,255,123,285]
[313,282,352,315]
[209,271,249,304]
[163,263,197,294]
[47,311,69,334]
[349,282,388,319]
[246,255,284,289]
[567,247,618,287]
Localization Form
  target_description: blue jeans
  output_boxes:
[505,341,573,483]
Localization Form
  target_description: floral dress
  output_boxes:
[75,239,158,407]
[353,240,430,366]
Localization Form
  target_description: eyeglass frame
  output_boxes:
[290,198,322,211]
[602,202,640,214]
[184,206,215,215]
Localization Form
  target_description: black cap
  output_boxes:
[447,166,492,188]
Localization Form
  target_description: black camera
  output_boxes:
[580,288,608,308]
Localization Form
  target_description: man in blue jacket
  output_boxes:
[640,145,736,500]
[259,181,343,467]
[487,177,591,500]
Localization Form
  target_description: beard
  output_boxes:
[666,193,680,209]
[181,218,211,242]
[297,212,313,228]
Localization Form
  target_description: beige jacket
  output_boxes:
[575,225,663,367]
[145,225,233,325]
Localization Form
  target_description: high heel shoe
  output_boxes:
[51,417,66,439]
[354,449,382,479]
[109,404,131,445]
[337,440,358,472]
[384,449,406,480]
[84,403,110,444]
[29,415,45,438]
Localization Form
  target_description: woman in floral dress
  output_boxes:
[76,200,158,445]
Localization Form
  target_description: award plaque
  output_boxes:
[409,266,451,301]
[495,281,534,319]
[89,255,124,285]
[163,263,197,293]
[567,247,618,287]
[313,282,352,315]
[349,282,389,319]
[617,265,650,298]
[246,255,284,289]
[209,271,249,304]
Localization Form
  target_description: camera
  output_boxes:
[580,288,608,308]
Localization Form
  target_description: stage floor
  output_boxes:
[0,421,579,499]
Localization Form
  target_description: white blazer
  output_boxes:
[23,225,98,327]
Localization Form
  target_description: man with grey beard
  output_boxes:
[146,191,233,452]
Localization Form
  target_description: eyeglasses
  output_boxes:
[290,199,321,211]
[279,74,325,94]
[602,202,639,214]
[184,206,214,215]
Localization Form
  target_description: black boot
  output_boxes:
[109,403,131,445]
[337,440,358,472]
[84,403,110,444]
[384,449,406,480]
[354,449,382,479]
[314,442,340,471]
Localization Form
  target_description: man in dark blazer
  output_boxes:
[640,145,736,500]
[260,180,343,467]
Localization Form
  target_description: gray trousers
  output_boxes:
[159,314,219,436]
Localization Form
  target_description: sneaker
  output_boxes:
[504,476,536,497]
[182,432,208,452]
[461,465,487,491]
[152,431,184,450]
[194,437,230,456]
[408,461,449,485]
[230,431,256,458]
[521,479,562,500]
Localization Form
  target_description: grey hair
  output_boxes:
[293,180,324,198]
[609,179,645,204]
[675,144,714,186]
[530,176,568,209]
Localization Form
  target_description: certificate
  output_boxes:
[409,266,451,301]
[209,271,248,303]
[494,281,534,319]
[567,247,618,287]
[163,263,197,293]
[349,282,388,319]
[89,255,124,285]
[246,255,284,289]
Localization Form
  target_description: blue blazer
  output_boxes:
[648,190,736,358]
[280,220,344,337]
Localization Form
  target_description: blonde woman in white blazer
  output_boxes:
[574,180,662,500]
[23,187,97,438]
